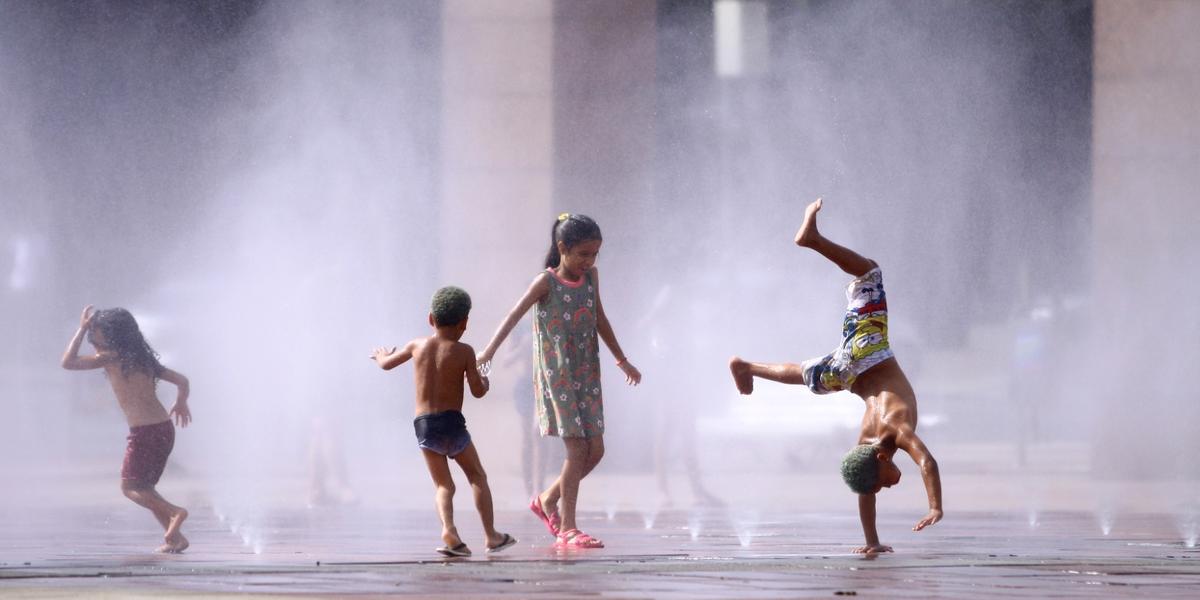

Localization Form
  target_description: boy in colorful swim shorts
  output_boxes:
[729,198,943,555]
[371,286,516,557]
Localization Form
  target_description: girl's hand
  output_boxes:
[476,351,494,370]
[79,305,96,330]
[618,361,641,385]
[170,400,192,428]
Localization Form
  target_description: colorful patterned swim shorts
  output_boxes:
[801,267,895,394]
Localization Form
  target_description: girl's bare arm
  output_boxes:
[592,267,641,385]
[159,367,192,427]
[61,305,110,370]
[478,274,550,365]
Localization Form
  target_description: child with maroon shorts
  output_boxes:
[62,306,192,553]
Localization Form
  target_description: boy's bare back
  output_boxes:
[851,358,920,449]
[373,332,489,416]
[409,335,478,416]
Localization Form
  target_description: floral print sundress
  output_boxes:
[533,268,603,438]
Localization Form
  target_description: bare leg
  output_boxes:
[795,197,876,277]
[121,482,188,553]
[729,356,808,395]
[452,443,510,549]
[520,415,534,498]
[542,436,604,533]
[421,449,465,551]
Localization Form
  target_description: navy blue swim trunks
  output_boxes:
[413,410,472,457]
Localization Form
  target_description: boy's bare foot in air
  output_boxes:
[729,357,754,395]
[793,197,823,248]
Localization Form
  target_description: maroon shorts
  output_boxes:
[121,420,175,486]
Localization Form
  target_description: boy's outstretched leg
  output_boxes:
[794,197,876,277]
[121,482,189,553]
[453,443,516,553]
[422,449,468,556]
[729,356,808,395]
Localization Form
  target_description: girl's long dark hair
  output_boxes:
[89,308,164,379]
[544,213,602,268]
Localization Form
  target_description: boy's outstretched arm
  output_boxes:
[61,305,110,370]
[898,430,943,531]
[477,274,549,366]
[854,493,892,555]
[371,342,415,370]
[159,367,192,427]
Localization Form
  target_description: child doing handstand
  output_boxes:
[477,213,642,549]
[729,198,943,555]
[371,286,516,557]
[61,306,192,553]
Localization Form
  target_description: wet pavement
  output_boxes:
[2,504,1199,598]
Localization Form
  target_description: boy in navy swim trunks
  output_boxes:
[729,198,943,555]
[371,286,516,557]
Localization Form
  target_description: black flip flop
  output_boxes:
[486,533,517,554]
[436,542,472,557]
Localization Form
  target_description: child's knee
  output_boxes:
[437,481,456,496]
[463,466,488,487]
[121,480,149,496]
[562,438,588,460]
[588,437,605,460]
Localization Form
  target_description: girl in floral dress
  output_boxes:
[477,213,641,548]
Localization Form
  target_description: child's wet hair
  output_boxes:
[89,308,164,378]
[431,286,472,326]
[840,444,882,494]
[544,213,602,269]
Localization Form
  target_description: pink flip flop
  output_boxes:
[556,528,604,549]
[528,495,561,536]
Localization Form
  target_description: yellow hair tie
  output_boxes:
[558,212,570,222]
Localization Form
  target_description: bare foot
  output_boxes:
[163,507,188,544]
[540,494,561,528]
[157,533,189,554]
[729,356,754,395]
[794,197,823,247]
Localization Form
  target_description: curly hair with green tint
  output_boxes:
[430,286,472,326]
[840,444,882,494]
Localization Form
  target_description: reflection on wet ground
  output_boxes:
[2,504,1200,597]
[2,506,1199,598]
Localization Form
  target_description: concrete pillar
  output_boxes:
[440,0,555,309]
[438,0,555,495]
[1091,0,1200,476]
